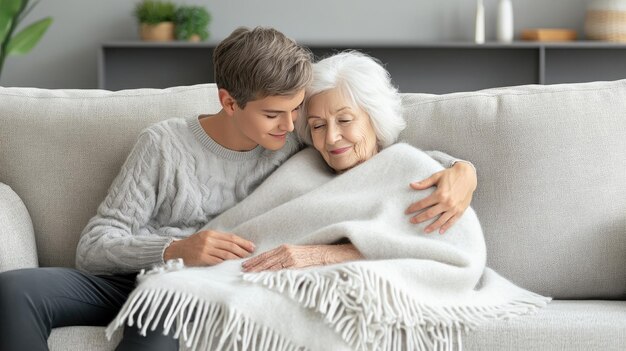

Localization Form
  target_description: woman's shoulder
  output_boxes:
[379,143,443,171]
[382,143,424,158]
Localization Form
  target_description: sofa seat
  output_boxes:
[49,326,121,351]
[48,300,626,351]
[464,300,626,350]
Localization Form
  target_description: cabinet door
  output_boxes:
[545,48,626,84]
[101,46,215,90]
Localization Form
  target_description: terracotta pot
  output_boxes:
[188,34,201,42]
[139,22,175,41]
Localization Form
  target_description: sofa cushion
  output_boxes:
[0,183,38,272]
[464,300,626,350]
[49,326,121,351]
[399,79,626,299]
[47,301,626,351]
[0,84,220,268]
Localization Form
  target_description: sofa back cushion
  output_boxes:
[399,79,626,299]
[0,84,220,268]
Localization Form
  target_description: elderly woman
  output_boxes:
[242,51,477,273]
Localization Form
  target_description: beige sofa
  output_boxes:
[1,81,625,350]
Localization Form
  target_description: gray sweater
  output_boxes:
[76,116,462,274]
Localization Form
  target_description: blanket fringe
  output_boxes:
[242,265,550,351]
[105,287,305,351]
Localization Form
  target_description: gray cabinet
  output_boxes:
[99,42,626,93]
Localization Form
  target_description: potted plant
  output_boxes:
[0,0,53,81]
[134,0,176,41]
[174,6,211,42]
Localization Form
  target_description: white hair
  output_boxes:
[296,51,406,148]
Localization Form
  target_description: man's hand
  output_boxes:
[163,230,255,266]
[242,244,362,272]
[405,161,477,234]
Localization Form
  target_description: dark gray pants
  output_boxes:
[0,267,178,351]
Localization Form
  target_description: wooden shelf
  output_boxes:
[99,41,626,93]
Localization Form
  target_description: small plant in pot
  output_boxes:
[174,6,211,42]
[134,0,176,41]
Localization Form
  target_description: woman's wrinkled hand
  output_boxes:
[405,161,477,234]
[242,244,363,272]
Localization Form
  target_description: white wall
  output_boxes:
[1,0,589,88]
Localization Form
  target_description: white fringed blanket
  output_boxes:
[106,144,550,351]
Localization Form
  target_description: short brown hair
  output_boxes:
[213,27,313,108]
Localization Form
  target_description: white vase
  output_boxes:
[496,0,513,43]
[475,0,485,44]
[497,0,514,42]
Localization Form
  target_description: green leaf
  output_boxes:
[6,16,52,56]
[0,0,24,43]
[0,0,24,15]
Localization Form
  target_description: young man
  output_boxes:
[0,27,476,351]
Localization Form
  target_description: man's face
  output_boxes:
[232,90,305,151]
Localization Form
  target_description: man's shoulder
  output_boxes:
[124,118,192,158]
[136,117,193,145]
[143,117,187,136]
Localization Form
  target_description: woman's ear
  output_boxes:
[218,89,237,116]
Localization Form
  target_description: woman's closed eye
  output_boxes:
[336,114,353,123]
[312,123,326,130]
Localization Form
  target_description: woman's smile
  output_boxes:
[329,146,351,155]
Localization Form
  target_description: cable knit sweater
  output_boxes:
[76,116,463,275]
[76,116,299,274]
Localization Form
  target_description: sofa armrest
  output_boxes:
[0,183,38,272]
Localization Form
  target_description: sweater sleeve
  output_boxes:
[75,130,173,274]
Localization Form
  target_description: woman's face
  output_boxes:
[306,88,378,172]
